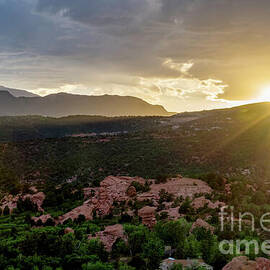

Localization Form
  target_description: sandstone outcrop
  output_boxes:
[162,207,181,220]
[58,176,146,222]
[88,224,127,252]
[137,176,212,205]
[0,195,18,213]
[1,191,45,213]
[222,256,270,270]
[192,196,225,210]
[54,175,219,229]
[58,201,93,224]
[190,218,215,234]
[32,214,52,224]
[94,176,146,216]
[138,206,157,228]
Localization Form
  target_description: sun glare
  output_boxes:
[259,86,270,101]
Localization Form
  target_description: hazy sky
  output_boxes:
[1,0,270,112]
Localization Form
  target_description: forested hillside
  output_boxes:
[1,103,270,269]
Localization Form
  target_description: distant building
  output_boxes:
[160,258,213,270]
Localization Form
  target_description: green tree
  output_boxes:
[142,234,164,270]
[124,225,149,256]
[82,262,113,270]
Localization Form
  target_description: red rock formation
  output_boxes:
[1,191,45,213]
[190,218,215,234]
[163,207,181,220]
[222,256,270,270]
[90,176,146,216]
[88,224,127,252]
[54,175,220,229]
[32,214,52,224]
[137,177,212,205]
[58,176,145,222]
[58,200,93,224]
[138,206,157,228]
[255,258,270,269]
[225,184,232,195]
[0,194,18,213]
[192,196,225,210]
[126,186,136,197]
[83,187,98,199]
[24,192,45,212]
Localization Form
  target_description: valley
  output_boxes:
[1,103,270,269]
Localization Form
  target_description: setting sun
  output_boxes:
[259,86,270,101]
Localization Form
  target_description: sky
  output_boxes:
[1,0,270,112]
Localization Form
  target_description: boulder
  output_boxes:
[190,218,215,234]
[32,214,52,224]
[88,224,127,252]
[256,258,270,269]
[222,256,270,270]
[58,201,93,224]
[192,196,225,210]
[164,207,181,220]
[138,206,157,228]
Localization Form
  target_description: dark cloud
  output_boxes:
[37,0,151,27]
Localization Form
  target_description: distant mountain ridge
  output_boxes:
[0,90,172,117]
[0,86,39,98]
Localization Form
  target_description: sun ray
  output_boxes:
[206,106,270,159]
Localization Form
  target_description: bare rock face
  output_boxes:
[58,176,145,223]
[0,194,18,213]
[0,191,45,213]
[137,177,212,205]
[58,201,93,224]
[190,218,215,234]
[255,258,270,269]
[192,196,225,210]
[55,175,219,229]
[88,224,127,252]
[91,176,145,216]
[32,214,52,224]
[162,207,181,220]
[222,256,270,270]
[138,206,157,228]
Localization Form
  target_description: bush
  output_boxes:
[3,206,10,216]
[17,197,38,213]
[129,181,150,193]
[159,189,174,203]
[82,261,114,270]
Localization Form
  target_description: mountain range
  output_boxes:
[0,86,39,98]
[0,87,171,117]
